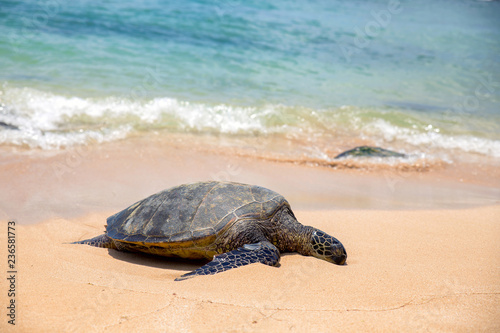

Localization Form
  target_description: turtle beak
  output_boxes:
[333,246,347,265]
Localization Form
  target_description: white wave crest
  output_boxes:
[1,87,499,160]
[365,119,500,158]
[0,87,286,148]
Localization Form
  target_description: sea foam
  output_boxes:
[1,87,499,163]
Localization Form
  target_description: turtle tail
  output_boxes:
[71,234,117,249]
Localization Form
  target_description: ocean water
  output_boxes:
[1,0,499,165]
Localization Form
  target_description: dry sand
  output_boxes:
[0,136,499,332]
[1,207,499,332]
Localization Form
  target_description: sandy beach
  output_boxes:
[1,137,499,332]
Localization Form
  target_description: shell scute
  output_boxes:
[169,230,194,243]
[189,182,255,229]
[234,201,264,219]
[251,186,280,203]
[261,197,289,217]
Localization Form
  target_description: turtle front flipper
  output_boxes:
[175,241,280,281]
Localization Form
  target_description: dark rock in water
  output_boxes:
[0,122,19,130]
[334,146,407,159]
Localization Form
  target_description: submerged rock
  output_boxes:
[0,121,19,130]
[334,146,407,159]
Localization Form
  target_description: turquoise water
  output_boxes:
[0,0,499,160]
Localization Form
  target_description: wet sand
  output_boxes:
[1,134,499,224]
[0,136,499,332]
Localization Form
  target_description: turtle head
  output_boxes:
[309,229,347,265]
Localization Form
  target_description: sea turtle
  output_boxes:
[334,146,407,159]
[73,181,347,281]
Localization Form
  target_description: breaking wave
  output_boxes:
[0,87,499,162]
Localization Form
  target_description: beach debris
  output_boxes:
[334,146,407,159]
[72,181,347,281]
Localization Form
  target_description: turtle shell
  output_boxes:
[106,181,288,246]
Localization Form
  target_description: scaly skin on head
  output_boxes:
[309,229,347,265]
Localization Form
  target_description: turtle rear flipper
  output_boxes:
[71,234,116,249]
[175,241,280,281]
